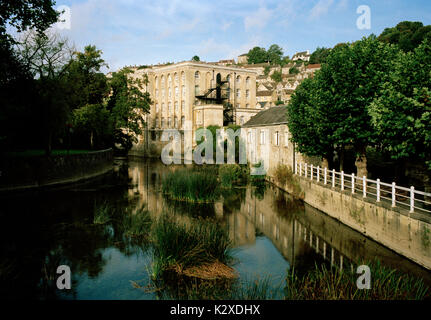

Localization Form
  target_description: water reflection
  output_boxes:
[0,158,430,300]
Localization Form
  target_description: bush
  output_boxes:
[273,164,303,199]
[218,164,247,187]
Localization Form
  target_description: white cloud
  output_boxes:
[244,7,272,31]
[309,0,334,20]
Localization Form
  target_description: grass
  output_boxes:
[162,168,220,202]
[150,215,232,280]
[285,260,430,300]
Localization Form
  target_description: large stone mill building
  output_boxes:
[127,61,260,156]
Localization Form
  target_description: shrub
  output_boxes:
[273,164,303,199]
[218,164,246,187]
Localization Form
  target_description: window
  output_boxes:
[175,86,179,97]
[181,100,185,113]
[236,75,241,84]
[154,117,159,128]
[155,89,159,97]
[274,131,280,146]
[260,130,266,145]
[182,85,185,96]
[181,71,185,82]
[174,72,178,82]
[246,77,250,86]
[174,117,178,128]
[162,89,165,98]
[168,74,172,86]
[161,117,165,128]
[195,71,200,80]
[175,101,179,113]
[161,103,165,113]
[181,116,185,128]
[236,89,240,98]
[195,85,200,95]
[285,131,289,147]
[168,117,172,128]
[168,102,172,113]
[168,87,172,98]
[227,74,231,82]
[161,75,165,86]
[155,103,159,113]
[155,77,158,88]
[246,89,250,99]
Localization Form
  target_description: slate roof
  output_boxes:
[242,106,288,127]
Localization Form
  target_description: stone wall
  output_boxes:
[268,174,431,270]
[0,149,114,191]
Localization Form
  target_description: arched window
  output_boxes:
[246,89,250,99]
[181,71,185,82]
[181,100,185,113]
[236,75,241,84]
[168,74,172,86]
[226,74,231,82]
[161,75,165,86]
[174,72,178,82]
[175,101,179,113]
[168,102,172,113]
[246,76,250,86]
[155,76,158,88]
[182,85,185,96]
[175,86,179,97]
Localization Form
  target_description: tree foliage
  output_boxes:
[192,55,200,61]
[370,40,431,170]
[309,47,331,64]
[270,70,282,83]
[378,21,431,52]
[246,46,268,64]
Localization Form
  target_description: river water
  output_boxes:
[1,158,430,300]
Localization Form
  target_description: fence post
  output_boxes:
[324,167,327,185]
[299,163,302,176]
[295,160,297,175]
[352,173,355,194]
[332,169,335,188]
[317,166,320,182]
[392,182,396,207]
[376,179,380,202]
[341,171,344,191]
[363,176,366,198]
[310,164,313,180]
[410,186,415,213]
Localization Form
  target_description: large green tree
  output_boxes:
[378,21,431,52]
[288,36,399,176]
[267,44,283,65]
[107,68,152,152]
[370,40,431,186]
[309,47,331,64]
[246,46,268,64]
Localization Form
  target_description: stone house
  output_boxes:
[237,54,249,64]
[241,106,304,176]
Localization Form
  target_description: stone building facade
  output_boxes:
[128,61,260,156]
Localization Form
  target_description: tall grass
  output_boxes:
[151,215,231,279]
[162,169,219,202]
[274,164,304,199]
[285,261,430,300]
[218,164,248,187]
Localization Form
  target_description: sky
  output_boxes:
[47,0,431,72]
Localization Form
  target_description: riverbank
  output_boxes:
[0,148,114,192]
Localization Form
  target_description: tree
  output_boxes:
[287,78,335,162]
[369,40,431,185]
[107,68,152,152]
[17,31,75,155]
[192,55,200,61]
[378,21,431,52]
[246,47,267,64]
[0,0,59,36]
[309,47,331,64]
[267,44,283,65]
[288,36,399,176]
[270,70,282,83]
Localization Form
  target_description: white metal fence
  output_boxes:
[294,161,431,215]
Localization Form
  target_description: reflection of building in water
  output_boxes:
[127,159,431,281]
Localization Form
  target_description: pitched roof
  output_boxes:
[243,106,288,127]
[306,64,321,69]
[256,90,273,97]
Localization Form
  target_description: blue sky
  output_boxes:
[52,0,431,71]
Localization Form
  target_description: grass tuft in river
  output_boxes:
[162,169,220,202]
[150,214,232,280]
[285,260,430,300]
